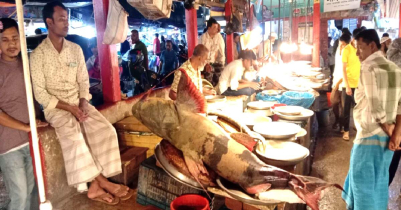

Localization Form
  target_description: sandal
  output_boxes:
[89,192,120,205]
[111,184,134,201]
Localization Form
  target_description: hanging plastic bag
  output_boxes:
[103,0,128,45]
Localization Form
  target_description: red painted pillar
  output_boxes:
[312,1,320,67]
[249,5,255,30]
[93,0,121,103]
[185,8,198,57]
[225,0,234,64]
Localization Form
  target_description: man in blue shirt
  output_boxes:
[159,40,179,85]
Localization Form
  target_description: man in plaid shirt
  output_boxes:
[342,29,401,210]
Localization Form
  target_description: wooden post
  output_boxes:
[185,8,198,57]
[312,0,320,67]
[93,0,122,103]
[225,0,234,63]
[15,0,51,209]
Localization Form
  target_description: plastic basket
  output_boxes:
[280,91,315,109]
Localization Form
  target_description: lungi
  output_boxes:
[342,134,394,210]
[45,104,122,191]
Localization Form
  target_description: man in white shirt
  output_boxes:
[199,18,225,86]
[217,50,260,96]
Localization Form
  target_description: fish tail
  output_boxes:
[288,174,344,210]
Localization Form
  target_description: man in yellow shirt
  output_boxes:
[341,29,361,140]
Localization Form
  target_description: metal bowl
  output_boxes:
[255,140,310,167]
[205,95,226,103]
[154,143,203,190]
[256,152,309,167]
[235,113,272,129]
[274,109,314,121]
[216,177,281,205]
[245,108,273,117]
[253,122,301,140]
[310,67,322,72]
[247,101,275,110]
[274,106,304,116]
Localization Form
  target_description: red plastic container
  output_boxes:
[170,194,210,210]
[326,92,332,107]
[271,104,287,121]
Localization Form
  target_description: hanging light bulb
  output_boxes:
[300,42,313,55]
[240,26,263,50]
[280,42,298,54]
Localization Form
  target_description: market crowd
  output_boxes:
[111,17,269,99]
[0,1,269,209]
[328,26,401,209]
[2,0,401,209]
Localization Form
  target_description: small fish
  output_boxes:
[132,69,343,210]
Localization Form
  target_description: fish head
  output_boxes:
[131,99,143,121]
[132,97,179,137]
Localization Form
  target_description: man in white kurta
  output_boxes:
[217,51,260,96]
[30,1,129,204]
[198,18,225,86]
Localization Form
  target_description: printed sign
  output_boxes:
[323,0,361,12]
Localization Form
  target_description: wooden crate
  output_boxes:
[109,146,148,188]
[115,116,162,158]
[136,156,207,210]
[118,132,161,157]
[115,116,151,133]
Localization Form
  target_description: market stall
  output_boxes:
[127,66,334,210]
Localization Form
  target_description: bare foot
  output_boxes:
[98,180,129,197]
[88,180,115,203]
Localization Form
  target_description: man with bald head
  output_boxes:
[169,44,216,100]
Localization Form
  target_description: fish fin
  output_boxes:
[183,155,211,199]
[184,155,209,177]
[230,133,257,151]
[289,175,344,210]
[176,69,207,114]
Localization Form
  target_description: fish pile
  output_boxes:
[132,69,343,210]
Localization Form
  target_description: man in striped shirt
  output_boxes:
[342,29,401,210]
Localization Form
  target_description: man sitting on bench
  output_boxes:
[30,1,131,205]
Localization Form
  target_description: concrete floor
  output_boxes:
[311,118,401,210]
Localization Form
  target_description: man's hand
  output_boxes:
[249,82,261,90]
[380,123,395,137]
[389,135,401,151]
[79,99,89,115]
[69,105,88,122]
[203,88,216,96]
[24,120,49,132]
[346,87,352,96]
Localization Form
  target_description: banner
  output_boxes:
[322,0,361,12]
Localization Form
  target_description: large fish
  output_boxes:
[132,69,343,210]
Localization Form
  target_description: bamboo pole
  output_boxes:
[14,0,52,209]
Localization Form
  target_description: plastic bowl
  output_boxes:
[170,194,210,210]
